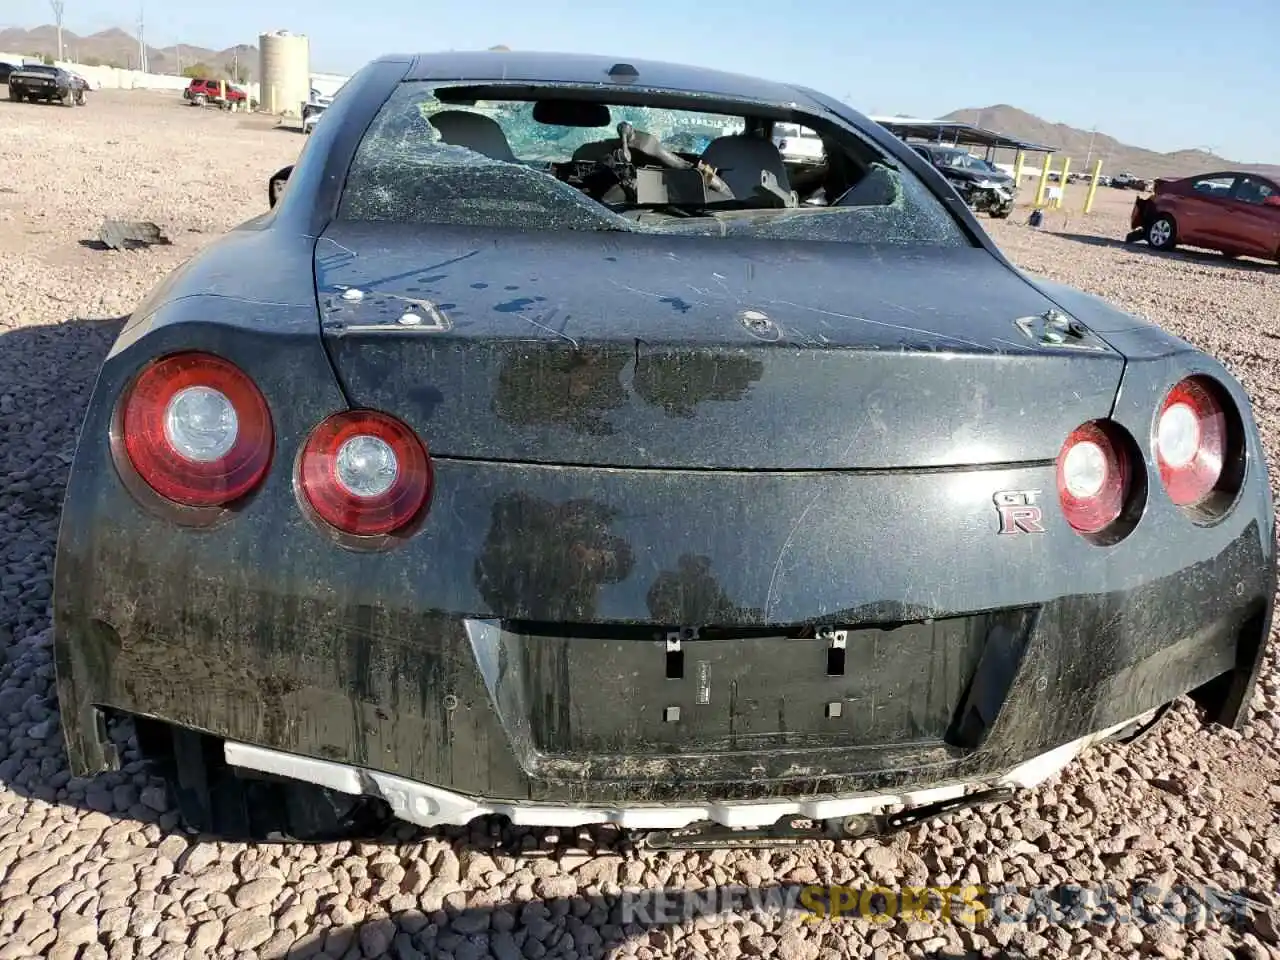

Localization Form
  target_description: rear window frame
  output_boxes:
[332,78,973,248]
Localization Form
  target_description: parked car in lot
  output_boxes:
[55,51,1276,850]
[7,64,87,106]
[1130,171,1280,262]
[301,89,332,134]
[910,143,1016,217]
[184,77,256,109]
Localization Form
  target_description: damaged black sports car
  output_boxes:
[55,51,1275,849]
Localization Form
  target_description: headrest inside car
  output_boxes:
[434,88,479,106]
[532,99,611,127]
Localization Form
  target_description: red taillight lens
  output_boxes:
[1155,377,1227,507]
[121,352,273,506]
[1056,421,1131,534]
[299,411,432,536]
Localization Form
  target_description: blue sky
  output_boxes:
[6,0,1278,162]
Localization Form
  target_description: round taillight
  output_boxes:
[299,410,431,536]
[1056,421,1130,534]
[1156,377,1227,507]
[121,352,273,506]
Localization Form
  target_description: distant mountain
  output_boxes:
[0,25,257,81]
[940,105,1280,181]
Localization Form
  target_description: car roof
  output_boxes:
[394,51,819,109]
[1187,171,1257,180]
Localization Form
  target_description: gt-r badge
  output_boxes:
[994,490,1046,535]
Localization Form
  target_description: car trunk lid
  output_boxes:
[314,222,1125,470]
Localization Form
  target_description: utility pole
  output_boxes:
[137,4,147,73]
[1085,125,1097,168]
[50,1,65,62]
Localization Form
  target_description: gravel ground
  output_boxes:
[1,91,1279,960]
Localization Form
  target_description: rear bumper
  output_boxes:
[55,460,1275,809]
[52,320,1277,817]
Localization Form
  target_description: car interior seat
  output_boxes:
[699,134,794,203]
[572,139,622,163]
[1236,179,1267,204]
[428,111,519,163]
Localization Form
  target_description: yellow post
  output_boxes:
[1013,150,1025,186]
[1053,158,1071,209]
[1083,159,1103,214]
[1034,153,1053,207]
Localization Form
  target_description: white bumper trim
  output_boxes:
[223,714,1144,831]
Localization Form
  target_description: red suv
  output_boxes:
[1131,171,1280,263]
[184,78,253,108]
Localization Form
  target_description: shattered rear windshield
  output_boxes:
[338,82,969,246]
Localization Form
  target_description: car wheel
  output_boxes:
[1146,215,1177,251]
[61,91,75,107]
[6,89,17,101]
[193,94,207,106]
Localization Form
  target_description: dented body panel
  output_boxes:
[53,51,1277,825]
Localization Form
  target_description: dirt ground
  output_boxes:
[1,89,1279,960]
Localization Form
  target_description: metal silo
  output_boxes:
[258,30,311,117]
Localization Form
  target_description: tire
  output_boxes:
[1146,214,1177,251]
[61,91,75,107]
[7,89,17,101]
[193,94,207,106]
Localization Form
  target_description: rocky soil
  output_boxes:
[0,91,1278,960]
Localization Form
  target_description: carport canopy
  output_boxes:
[868,117,1057,158]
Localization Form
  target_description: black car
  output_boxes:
[54,51,1275,850]
[911,143,1017,217]
[7,63,87,106]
